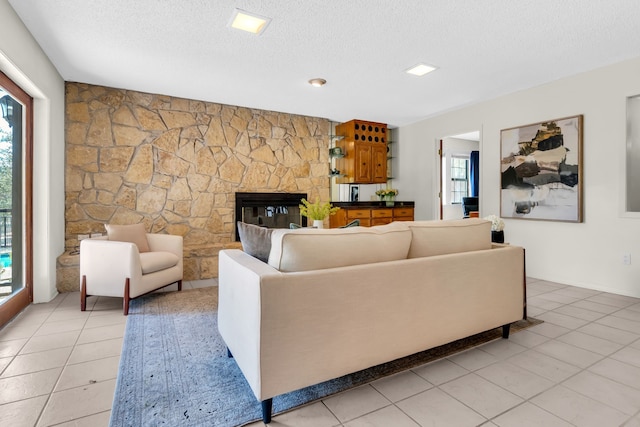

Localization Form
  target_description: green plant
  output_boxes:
[299,198,340,220]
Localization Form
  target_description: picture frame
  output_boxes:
[349,184,359,202]
[500,115,583,222]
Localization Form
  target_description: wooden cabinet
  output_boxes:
[371,208,393,226]
[354,143,372,182]
[393,207,414,222]
[330,206,414,228]
[335,120,388,184]
[372,144,387,182]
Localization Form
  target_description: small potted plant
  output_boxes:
[375,188,399,207]
[299,198,340,228]
[484,214,505,243]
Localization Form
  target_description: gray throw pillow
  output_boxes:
[237,221,273,263]
[289,223,302,229]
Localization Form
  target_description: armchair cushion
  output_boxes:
[105,223,150,253]
[139,251,180,275]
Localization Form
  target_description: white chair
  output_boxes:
[80,231,183,315]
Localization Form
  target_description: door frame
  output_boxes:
[437,131,481,220]
[0,70,33,328]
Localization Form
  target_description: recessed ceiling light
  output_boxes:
[308,78,327,87]
[229,8,271,35]
[406,63,437,76]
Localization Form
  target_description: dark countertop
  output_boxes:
[331,201,415,208]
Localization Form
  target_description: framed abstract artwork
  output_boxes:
[500,115,583,222]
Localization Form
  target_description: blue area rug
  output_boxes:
[110,287,540,427]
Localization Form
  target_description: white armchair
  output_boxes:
[79,232,183,315]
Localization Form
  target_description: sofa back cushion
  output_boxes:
[407,218,492,258]
[268,222,412,272]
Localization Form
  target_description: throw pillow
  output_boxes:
[289,223,302,229]
[340,219,360,228]
[237,221,273,263]
[105,223,150,253]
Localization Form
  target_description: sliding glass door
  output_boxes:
[0,71,33,328]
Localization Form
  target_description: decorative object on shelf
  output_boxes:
[328,168,343,177]
[329,146,343,157]
[484,214,505,243]
[376,188,398,207]
[500,115,583,222]
[299,198,340,229]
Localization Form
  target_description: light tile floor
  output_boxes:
[2,278,640,426]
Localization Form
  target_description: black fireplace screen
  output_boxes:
[234,192,307,241]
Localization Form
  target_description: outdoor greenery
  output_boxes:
[0,125,11,210]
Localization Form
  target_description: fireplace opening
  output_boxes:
[235,192,307,241]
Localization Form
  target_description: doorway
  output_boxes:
[439,131,480,220]
[0,71,33,328]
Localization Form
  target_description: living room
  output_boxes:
[1,0,640,304]
[2,1,640,426]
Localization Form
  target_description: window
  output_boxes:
[450,156,469,204]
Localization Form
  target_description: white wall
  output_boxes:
[0,0,65,302]
[396,56,640,297]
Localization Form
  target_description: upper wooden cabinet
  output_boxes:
[335,120,388,184]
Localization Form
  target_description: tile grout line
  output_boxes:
[35,292,120,427]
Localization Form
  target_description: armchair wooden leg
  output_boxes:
[123,278,130,316]
[80,275,87,311]
[177,279,182,291]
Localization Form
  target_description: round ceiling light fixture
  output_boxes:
[308,78,327,87]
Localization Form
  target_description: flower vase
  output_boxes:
[491,230,504,243]
[384,195,395,207]
[313,219,324,229]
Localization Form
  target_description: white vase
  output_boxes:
[313,219,324,229]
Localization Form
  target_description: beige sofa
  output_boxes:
[218,219,525,423]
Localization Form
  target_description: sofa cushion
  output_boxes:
[237,221,273,263]
[406,218,492,258]
[139,251,179,274]
[105,223,150,253]
[268,222,411,272]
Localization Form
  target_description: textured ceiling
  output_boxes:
[8,0,640,127]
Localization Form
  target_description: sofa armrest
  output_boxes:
[79,239,141,297]
[146,233,183,258]
[217,249,282,400]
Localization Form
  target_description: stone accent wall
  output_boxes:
[63,82,330,284]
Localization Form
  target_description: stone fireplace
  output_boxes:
[57,83,331,291]
[234,192,307,240]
